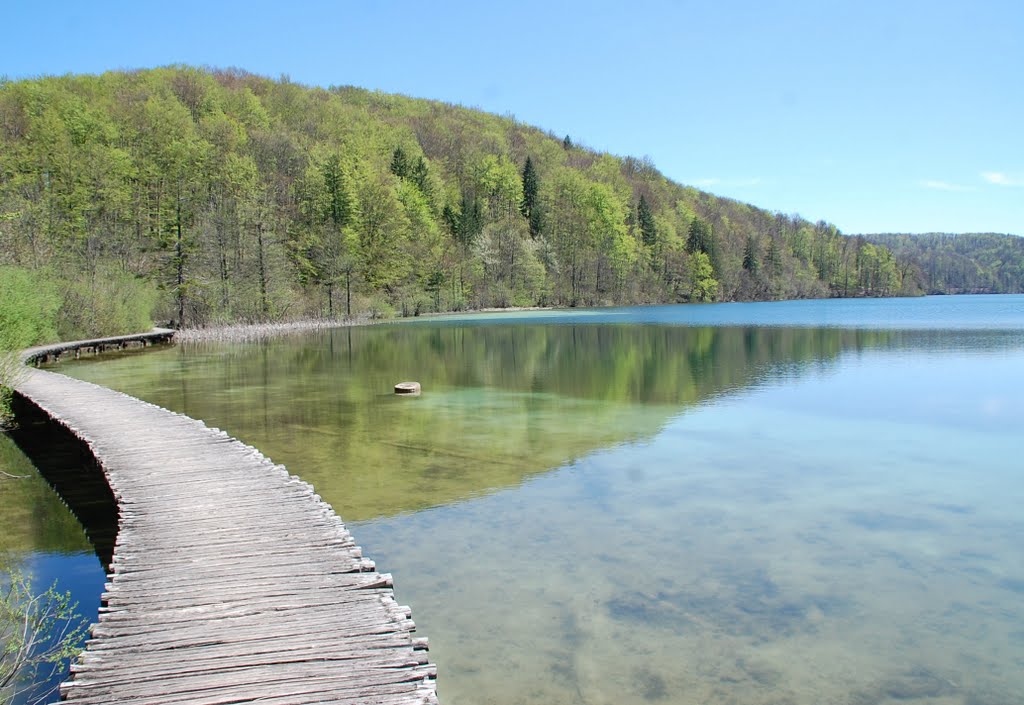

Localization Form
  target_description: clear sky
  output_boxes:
[3,0,1021,235]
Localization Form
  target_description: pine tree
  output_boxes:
[528,205,544,239]
[389,146,410,179]
[687,217,711,255]
[458,192,483,246]
[520,157,537,218]
[743,235,760,274]
[322,154,352,228]
[520,156,542,237]
[687,217,719,275]
[766,237,782,277]
[442,204,460,240]
[637,194,657,247]
[411,157,430,193]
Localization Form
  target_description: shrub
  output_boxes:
[0,268,60,352]
[0,268,60,423]
[57,268,159,340]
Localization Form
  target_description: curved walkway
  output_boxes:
[15,332,437,705]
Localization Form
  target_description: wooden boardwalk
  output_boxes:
[15,333,438,705]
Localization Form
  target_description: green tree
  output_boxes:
[689,251,718,302]
[294,152,358,317]
[585,181,634,300]
[637,194,657,247]
[475,216,536,306]
[686,217,713,257]
[455,192,483,248]
[355,175,411,292]
[475,155,522,220]
[547,169,591,304]
[545,170,633,304]
[137,93,209,326]
[742,235,760,274]
[520,156,542,237]
[410,156,434,205]
[321,153,353,229]
[389,146,410,180]
[425,270,445,311]
[766,236,782,279]
[396,179,443,310]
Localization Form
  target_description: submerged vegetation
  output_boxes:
[66,322,906,520]
[1,67,931,332]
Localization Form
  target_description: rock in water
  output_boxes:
[394,381,421,396]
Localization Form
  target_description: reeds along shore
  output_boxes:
[173,305,553,344]
[173,317,372,344]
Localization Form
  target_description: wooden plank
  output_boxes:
[66,650,432,689]
[75,631,422,666]
[13,332,438,705]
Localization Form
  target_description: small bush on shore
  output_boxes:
[0,268,60,352]
[57,268,158,341]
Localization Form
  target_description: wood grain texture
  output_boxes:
[15,333,438,705]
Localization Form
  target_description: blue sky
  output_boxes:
[3,0,1021,235]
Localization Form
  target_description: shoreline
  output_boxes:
[171,293,1006,344]
[174,306,555,343]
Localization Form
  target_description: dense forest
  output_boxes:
[0,66,928,335]
[862,233,1024,294]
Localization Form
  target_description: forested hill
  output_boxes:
[0,67,916,334]
[861,233,1024,294]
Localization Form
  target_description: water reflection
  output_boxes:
[62,324,931,521]
[0,434,93,556]
[6,396,119,567]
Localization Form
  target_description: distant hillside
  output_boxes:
[861,233,1024,294]
[0,67,915,331]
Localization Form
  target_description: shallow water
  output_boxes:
[58,296,1024,704]
[0,434,105,704]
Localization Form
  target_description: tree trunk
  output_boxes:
[345,269,351,318]
[219,250,229,312]
[256,222,269,318]
[175,202,185,327]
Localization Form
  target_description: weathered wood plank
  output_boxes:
[75,630,422,667]
[66,650,432,690]
[14,332,438,705]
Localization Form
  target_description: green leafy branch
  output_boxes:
[1,569,88,705]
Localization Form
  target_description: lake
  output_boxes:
[12,295,1024,704]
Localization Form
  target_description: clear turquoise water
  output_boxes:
[416,294,1024,330]
[58,295,1024,704]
